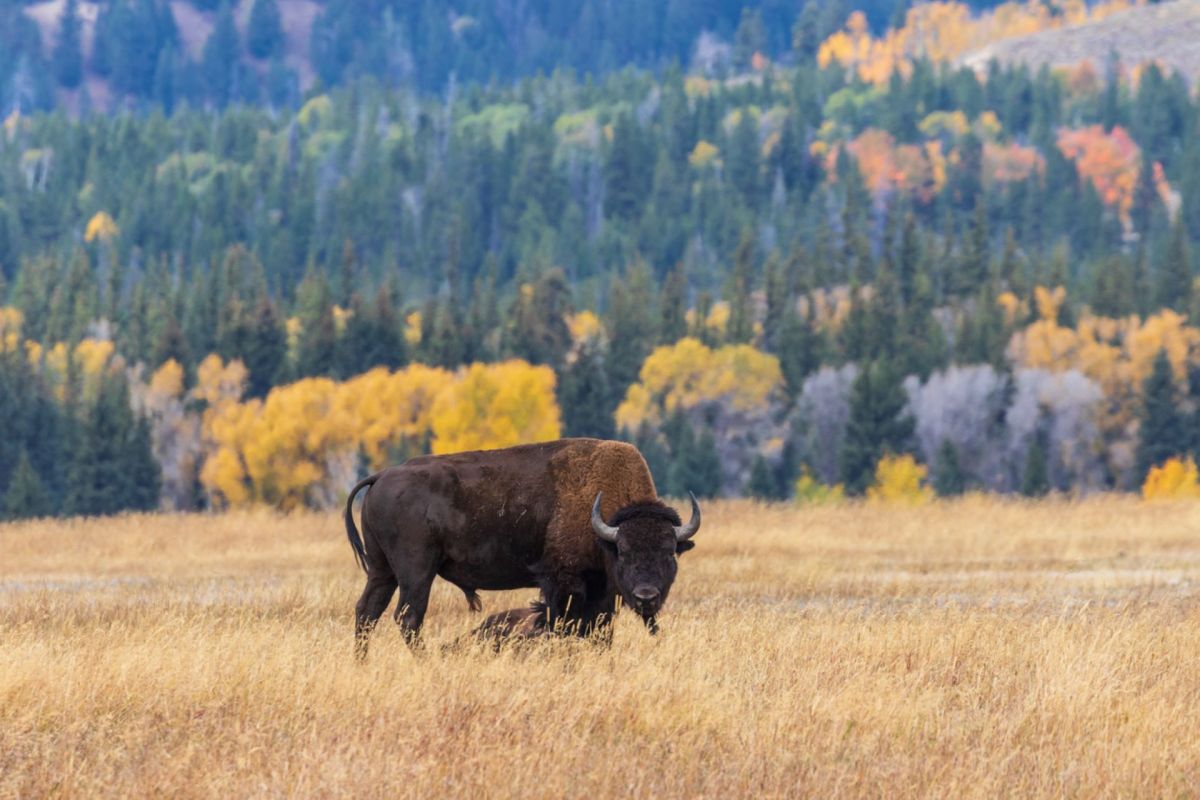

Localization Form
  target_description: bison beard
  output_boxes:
[344,438,700,656]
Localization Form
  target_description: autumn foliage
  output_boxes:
[1056,125,1141,225]
[183,357,560,510]
[818,1,1138,85]
[1141,457,1200,500]
[866,453,934,505]
[616,337,783,431]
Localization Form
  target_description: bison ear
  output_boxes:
[675,540,695,555]
[597,538,618,558]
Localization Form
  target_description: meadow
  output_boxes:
[2,497,1199,798]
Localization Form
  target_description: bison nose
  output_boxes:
[632,586,660,603]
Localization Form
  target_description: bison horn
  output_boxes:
[674,492,701,541]
[591,493,619,543]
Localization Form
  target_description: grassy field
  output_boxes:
[2,497,1200,798]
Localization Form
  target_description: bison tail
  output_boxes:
[464,589,483,613]
[344,473,380,573]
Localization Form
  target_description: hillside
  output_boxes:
[22,0,319,111]
[961,0,1200,81]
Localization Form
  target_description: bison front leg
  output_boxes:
[539,574,588,636]
[541,572,615,639]
[355,571,398,660]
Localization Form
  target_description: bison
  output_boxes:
[471,603,547,645]
[344,438,700,656]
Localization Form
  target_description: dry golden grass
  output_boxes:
[3,497,1200,798]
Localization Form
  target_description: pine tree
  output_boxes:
[66,374,160,516]
[294,268,338,378]
[605,113,647,221]
[202,2,241,106]
[726,229,755,344]
[839,360,914,495]
[125,414,162,511]
[932,439,966,496]
[53,0,84,89]
[629,424,670,491]
[955,199,989,296]
[605,262,656,394]
[1135,348,1187,483]
[247,0,285,60]
[778,306,818,400]
[502,269,572,368]
[727,108,761,203]
[659,263,688,345]
[1021,430,1050,497]
[558,345,615,440]
[682,427,723,499]
[897,213,920,306]
[732,8,766,70]
[3,449,52,520]
[747,454,778,501]
[237,295,288,396]
[1156,219,1193,313]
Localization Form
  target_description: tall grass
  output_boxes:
[3,497,1199,797]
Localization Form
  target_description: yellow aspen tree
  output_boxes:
[430,360,561,454]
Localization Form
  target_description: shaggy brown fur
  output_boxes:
[472,604,548,644]
[543,439,658,574]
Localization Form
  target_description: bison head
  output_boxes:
[591,492,700,630]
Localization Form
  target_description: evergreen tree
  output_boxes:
[629,423,670,490]
[778,306,819,400]
[1156,219,1193,313]
[53,0,84,89]
[726,229,755,344]
[338,285,407,376]
[668,422,722,499]
[732,8,766,70]
[932,439,966,496]
[897,213,920,306]
[727,108,761,203]
[839,360,914,495]
[3,449,52,520]
[294,268,338,378]
[503,269,572,368]
[126,414,162,511]
[954,199,989,296]
[247,0,285,59]
[747,454,778,501]
[558,345,615,440]
[604,113,647,221]
[605,262,656,395]
[202,2,241,106]
[66,374,160,516]
[659,263,688,345]
[1135,348,1187,483]
[233,296,288,396]
[1021,430,1050,497]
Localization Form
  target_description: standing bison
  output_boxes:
[344,438,700,655]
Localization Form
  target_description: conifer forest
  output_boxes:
[4,0,1200,516]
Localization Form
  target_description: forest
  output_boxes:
[2,0,1006,112]
[3,0,1200,516]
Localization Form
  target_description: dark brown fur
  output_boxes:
[472,604,548,644]
[345,438,696,657]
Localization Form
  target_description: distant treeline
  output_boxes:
[2,11,1200,515]
[1,0,1014,112]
